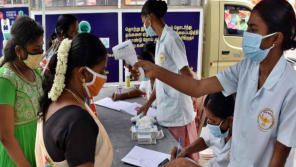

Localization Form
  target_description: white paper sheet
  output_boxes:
[95,98,157,118]
[121,146,170,167]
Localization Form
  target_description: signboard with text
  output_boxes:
[35,13,119,82]
[0,7,29,57]
[122,12,201,81]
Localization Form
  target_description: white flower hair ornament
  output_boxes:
[48,38,72,101]
[0,56,4,66]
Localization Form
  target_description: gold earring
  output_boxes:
[82,78,86,87]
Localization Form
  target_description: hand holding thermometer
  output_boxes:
[176,137,182,157]
[112,40,145,81]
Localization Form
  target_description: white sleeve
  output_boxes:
[216,59,246,97]
[277,88,296,148]
[200,126,212,147]
[139,81,147,93]
[168,36,189,70]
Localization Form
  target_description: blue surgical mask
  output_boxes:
[143,17,157,37]
[242,32,277,63]
[144,77,150,81]
[207,119,229,138]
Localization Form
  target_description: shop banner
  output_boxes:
[122,12,200,81]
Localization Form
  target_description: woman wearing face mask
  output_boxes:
[169,92,235,167]
[133,0,296,166]
[36,33,113,167]
[41,14,78,74]
[0,16,44,167]
[137,0,198,160]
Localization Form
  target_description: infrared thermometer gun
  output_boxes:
[112,40,145,81]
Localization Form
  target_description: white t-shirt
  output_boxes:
[139,80,157,108]
[201,126,231,167]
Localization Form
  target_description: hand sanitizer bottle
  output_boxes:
[125,67,131,88]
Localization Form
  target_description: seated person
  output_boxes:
[112,42,156,107]
[112,50,157,108]
[167,92,235,167]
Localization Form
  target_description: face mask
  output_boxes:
[84,67,107,97]
[144,77,150,81]
[143,17,157,37]
[22,48,43,69]
[242,32,277,63]
[207,119,229,138]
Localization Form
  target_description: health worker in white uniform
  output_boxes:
[134,0,296,166]
[136,0,197,157]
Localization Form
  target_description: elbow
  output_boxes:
[0,134,14,145]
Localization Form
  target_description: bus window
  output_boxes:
[224,5,251,36]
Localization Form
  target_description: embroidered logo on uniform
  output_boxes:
[158,52,166,64]
[257,108,275,132]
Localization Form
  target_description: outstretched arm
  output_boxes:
[133,61,223,98]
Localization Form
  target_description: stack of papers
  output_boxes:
[95,98,157,118]
[121,146,170,167]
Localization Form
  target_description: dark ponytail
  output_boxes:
[47,14,78,49]
[141,0,168,18]
[0,16,43,67]
[142,41,156,56]
[39,33,107,120]
[47,33,58,49]
[254,0,296,51]
[290,19,296,50]
[138,51,155,64]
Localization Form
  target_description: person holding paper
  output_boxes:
[170,92,235,167]
[36,33,113,167]
[133,0,296,166]
[112,42,157,108]
[137,0,198,160]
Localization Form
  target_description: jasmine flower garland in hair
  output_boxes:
[0,56,4,66]
[48,39,72,101]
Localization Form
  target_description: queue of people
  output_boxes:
[0,0,296,167]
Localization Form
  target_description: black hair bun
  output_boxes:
[155,0,168,18]
[290,32,296,50]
